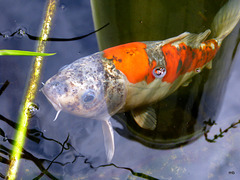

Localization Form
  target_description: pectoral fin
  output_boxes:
[101,119,115,162]
[206,61,212,69]
[131,106,157,130]
[182,78,192,87]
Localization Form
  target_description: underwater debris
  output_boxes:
[0,23,109,42]
[0,80,9,96]
[204,119,240,143]
[97,163,159,180]
[0,114,88,179]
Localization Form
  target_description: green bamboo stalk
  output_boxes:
[6,1,57,179]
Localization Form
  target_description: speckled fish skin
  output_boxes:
[42,0,240,162]
[42,52,126,119]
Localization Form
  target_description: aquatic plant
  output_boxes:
[0,49,54,56]
[6,0,57,179]
[204,119,240,143]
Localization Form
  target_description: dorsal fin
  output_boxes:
[172,29,211,49]
[160,32,190,45]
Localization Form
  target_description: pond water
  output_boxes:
[0,0,240,179]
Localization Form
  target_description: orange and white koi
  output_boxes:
[42,0,240,162]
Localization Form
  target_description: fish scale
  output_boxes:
[161,37,219,83]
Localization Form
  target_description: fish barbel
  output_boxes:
[42,0,240,162]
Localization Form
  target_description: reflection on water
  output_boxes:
[1,107,239,179]
[0,112,159,179]
[0,113,89,179]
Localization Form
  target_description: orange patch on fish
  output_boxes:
[161,39,219,83]
[103,42,156,84]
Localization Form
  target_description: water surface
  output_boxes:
[0,0,240,179]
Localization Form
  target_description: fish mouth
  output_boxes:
[41,86,63,112]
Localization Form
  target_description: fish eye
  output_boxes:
[152,66,166,78]
[82,90,96,103]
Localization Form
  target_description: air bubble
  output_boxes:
[152,66,166,78]
[3,34,9,38]
[15,28,26,39]
[26,102,39,118]
[3,136,8,142]
[195,68,201,73]
[60,3,66,11]
[1,31,11,39]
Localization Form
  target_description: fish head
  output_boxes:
[42,53,121,119]
[42,52,127,163]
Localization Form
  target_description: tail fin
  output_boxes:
[211,0,240,41]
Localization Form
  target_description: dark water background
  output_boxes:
[0,0,240,179]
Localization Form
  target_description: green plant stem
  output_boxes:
[6,1,57,179]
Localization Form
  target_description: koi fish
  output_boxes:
[42,0,240,162]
